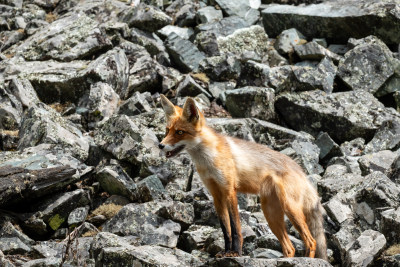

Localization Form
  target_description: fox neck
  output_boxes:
[186,125,219,165]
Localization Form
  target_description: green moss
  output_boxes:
[48,214,66,231]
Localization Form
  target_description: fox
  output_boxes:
[158,94,327,260]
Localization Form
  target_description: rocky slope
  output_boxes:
[1,0,400,266]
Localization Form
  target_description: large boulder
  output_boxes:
[214,0,260,25]
[261,0,400,45]
[275,90,400,143]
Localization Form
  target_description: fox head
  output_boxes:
[159,95,205,158]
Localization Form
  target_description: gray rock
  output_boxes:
[332,224,361,264]
[196,6,223,24]
[249,248,283,259]
[127,53,162,95]
[318,172,363,201]
[207,118,255,141]
[217,25,269,58]
[237,60,270,88]
[8,78,40,109]
[118,92,153,116]
[129,28,170,63]
[275,90,400,143]
[85,48,129,100]
[323,194,354,225]
[208,81,236,100]
[166,33,206,73]
[15,13,112,61]
[0,30,25,51]
[176,75,211,98]
[225,87,275,121]
[377,70,400,98]
[0,237,31,255]
[22,257,61,267]
[195,16,249,39]
[157,25,194,40]
[256,233,305,257]
[274,28,306,54]
[135,174,168,202]
[327,44,350,56]
[340,138,365,157]
[391,155,400,184]
[215,0,260,25]
[156,201,195,229]
[0,221,34,247]
[98,245,202,267]
[358,150,398,176]
[179,225,218,252]
[175,3,197,27]
[338,36,397,94]
[364,121,400,154]
[315,132,342,160]
[380,207,400,244]
[199,54,241,82]
[67,206,90,227]
[294,41,341,63]
[345,230,386,267]
[0,249,15,267]
[119,3,172,32]
[90,232,133,259]
[0,83,22,130]
[102,202,181,248]
[18,104,90,161]
[261,0,400,45]
[209,257,332,266]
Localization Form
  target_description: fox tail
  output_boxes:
[306,201,328,260]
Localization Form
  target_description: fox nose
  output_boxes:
[158,143,165,149]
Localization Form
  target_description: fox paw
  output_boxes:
[215,251,240,258]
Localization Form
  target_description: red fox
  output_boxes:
[159,95,327,260]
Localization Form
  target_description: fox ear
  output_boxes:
[160,94,176,121]
[182,97,199,123]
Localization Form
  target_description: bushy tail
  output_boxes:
[306,201,328,260]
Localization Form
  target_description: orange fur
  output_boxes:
[159,95,327,260]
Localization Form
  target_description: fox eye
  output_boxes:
[176,130,184,135]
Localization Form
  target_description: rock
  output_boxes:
[67,206,90,227]
[380,207,400,244]
[391,155,400,184]
[327,44,350,56]
[0,249,15,266]
[294,41,341,63]
[331,224,362,264]
[18,104,90,161]
[176,74,211,98]
[0,30,25,51]
[119,3,172,32]
[225,87,275,121]
[261,0,400,45]
[157,25,194,40]
[249,248,283,259]
[8,78,40,109]
[175,3,197,27]
[275,90,400,143]
[208,81,235,101]
[0,83,22,130]
[90,232,133,259]
[358,150,398,176]
[102,202,181,248]
[318,172,363,201]
[215,0,260,25]
[208,257,332,266]
[179,225,217,252]
[196,6,223,24]
[338,36,397,94]
[198,54,241,82]
[165,33,206,73]
[135,174,168,202]
[274,28,306,54]
[364,120,400,154]
[0,237,31,255]
[85,48,130,100]
[340,138,365,157]
[345,230,386,267]
[78,82,120,128]
[377,70,400,98]
[195,16,249,39]
[129,28,170,63]
[237,60,270,88]
[98,245,202,267]
[315,132,342,160]
[0,221,34,247]
[118,92,153,116]
[15,13,112,61]
[156,201,195,229]
[256,233,305,256]
[22,257,61,267]
[217,25,269,58]
[323,194,354,226]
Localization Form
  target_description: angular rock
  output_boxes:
[275,90,400,143]
[209,257,332,267]
[22,257,61,267]
[249,248,283,259]
[225,87,275,121]
[195,16,249,39]
[157,201,195,229]
[217,25,269,58]
[199,54,241,82]
[8,78,40,109]
[262,0,400,45]
[340,138,365,157]
[103,202,181,248]
[67,206,89,227]
[364,120,400,154]
[318,172,363,201]
[119,3,172,32]
[345,230,386,267]
[327,44,349,56]
[338,36,397,94]
[118,91,153,116]
[315,132,342,160]
[127,53,162,95]
[18,104,90,161]
[0,249,15,267]
[135,174,168,202]
[157,25,194,40]
[256,233,305,256]
[323,194,354,225]
[179,225,217,252]
[196,6,223,24]
[0,84,22,130]
[377,70,400,98]
[391,155,400,184]
[331,224,362,264]
[380,207,400,244]
[175,3,197,27]
[274,28,306,54]
[0,237,31,255]
[215,0,260,25]
[0,221,34,247]
[166,33,206,73]
[176,75,211,98]
[98,245,202,267]
[358,150,398,176]
[294,41,341,63]
[15,13,112,61]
